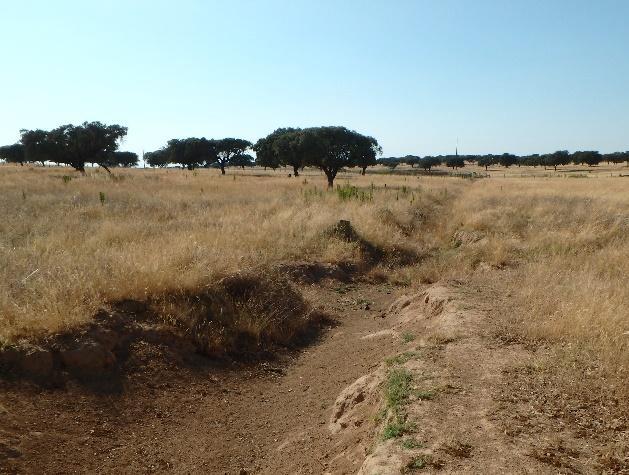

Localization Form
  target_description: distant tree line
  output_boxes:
[0,123,381,186]
[2,122,627,183]
[0,122,137,172]
[377,150,629,172]
[146,126,381,187]
[145,137,253,175]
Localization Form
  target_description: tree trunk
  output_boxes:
[323,168,336,188]
[361,166,366,176]
[554,165,557,171]
[220,165,226,175]
[293,165,299,177]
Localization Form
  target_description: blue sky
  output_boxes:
[1,0,628,157]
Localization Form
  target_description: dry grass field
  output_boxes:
[1,163,627,356]
[0,166,629,371]
[2,163,627,381]
[0,165,458,343]
[1,162,628,472]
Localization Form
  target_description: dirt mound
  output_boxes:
[165,272,330,356]
[387,285,453,320]
[358,440,405,475]
[353,282,621,474]
[0,272,329,385]
[328,365,386,434]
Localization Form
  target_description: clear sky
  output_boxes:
[1,0,628,157]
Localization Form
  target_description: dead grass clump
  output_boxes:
[152,272,329,357]
[325,219,422,269]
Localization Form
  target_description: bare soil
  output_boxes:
[1,275,627,474]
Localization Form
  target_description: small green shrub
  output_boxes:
[336,183,373,202]
[383,420,410,439]
[407,455,429,470]
[386,368,413,409]
[303,186,324,201]
[402,332,416,343]
[414,389,436,400]
[401,438,423,449]
[385,351,418,366]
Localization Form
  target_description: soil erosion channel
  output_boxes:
[1,278,609,474]
[2,280,401,473]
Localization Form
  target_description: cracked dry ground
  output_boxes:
[1,275,627,474]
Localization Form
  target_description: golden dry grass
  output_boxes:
[0,165,456,343]
[397,175,629,386]
[1,163,627,384]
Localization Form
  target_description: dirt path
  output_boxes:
[1,278,626,474]
[1,282,403,474]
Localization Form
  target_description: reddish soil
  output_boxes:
[1,282,403,474]
[1,277,627,474]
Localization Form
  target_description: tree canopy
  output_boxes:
[254,128,302,175]
[254,126,380,184]
[165,138,216,170]
[418,156,441,171]
[445,155,465,169]
[0,143,26,165]
[299,126,381,187]
[378,157,401,169]
[144,148,170,168]
[352,133,381,175]
[403,155,421,168]
[4,121,626,176]
[215,138,252,175]
[477,155,494,170]
[19,122,127,172]
[230,153,254,169]
[144,137,251,172]
[498,153,518,168]
[572,151,602,166]
[107,151,139,167]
